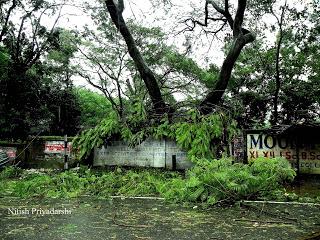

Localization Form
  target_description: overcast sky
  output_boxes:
[48,0,226,91]
[54,0,226,65]
[32,0,314,91]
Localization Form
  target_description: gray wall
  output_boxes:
[94,138,193,170]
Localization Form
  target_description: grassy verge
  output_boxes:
[1,158,313,206]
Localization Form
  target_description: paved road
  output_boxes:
[0,197,319,240]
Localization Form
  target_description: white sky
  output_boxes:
[8,0,314,92]
[47,0,226,91]
[54,0,226,65]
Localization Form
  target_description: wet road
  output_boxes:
[0,197,319,240]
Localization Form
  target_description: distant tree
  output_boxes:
[0,1,82,138]
[75,88,112,128]
[226,0,320,127]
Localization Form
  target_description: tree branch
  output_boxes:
[200,0,255,113]
[104,0,168,116]
[26,4,64,69]
[271,1,287,125]
[207,0,234,28]
[0,0,17,43]
[233,0,246,37]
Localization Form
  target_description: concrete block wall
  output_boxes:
[94,138,193,170]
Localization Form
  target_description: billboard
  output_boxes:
[44,141,71,155]
[247,133,320,174]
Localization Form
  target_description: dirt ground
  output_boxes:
[0,197,319,240]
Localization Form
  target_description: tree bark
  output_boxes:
[104,0,168,116]
[271,2,286,125]
[199,0,255,114]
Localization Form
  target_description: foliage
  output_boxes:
[150,110,238,160]
[75,88,112,128]
[227,1,320,127]
[0,1,83,139]
[163,157,296,205]
[1,0,319,139]
[0,158,298,205]
[72,111,122,160]
[72,108,238,162]
[0,166,23,179]
[0,30,82,138]
[0,166,180,199]
[165,51,217,88]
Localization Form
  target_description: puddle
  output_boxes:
[287,175,320,198]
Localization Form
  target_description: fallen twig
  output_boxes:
[112,212,151,228]
[240,200,320,207]
[240,202,298,222]
[234,218,293,225]
[111,196,165,200]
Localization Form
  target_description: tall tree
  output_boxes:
[0,1,82,138]
[0,0,17,43]
[103,0,255,115]
[104,0,168,116]
[77,3,217,119]
[225,0,320,127]
[271,1,287,125]
[198,0,255,113]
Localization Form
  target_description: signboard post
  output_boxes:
[64,135,68,170]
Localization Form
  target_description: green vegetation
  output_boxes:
[72,109,238,162]
[0,0,319,211]
[0,166,23,179]
[0,157,305,205]
[75,88,112,128]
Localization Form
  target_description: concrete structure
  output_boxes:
[94,138,193,170]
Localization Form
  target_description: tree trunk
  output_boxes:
[273,33,282,125]
[199,36,249,113]
[200,0,255,114]
[104,0,168,116]
[271,2,286,125]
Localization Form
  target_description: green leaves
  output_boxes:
[0,157,296,204]
[164,50,218,88]
[73,106,237,163]
[75,88,111,128]
[176,157,295,205]
[72,111,120,161]
[158,110,236,160]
